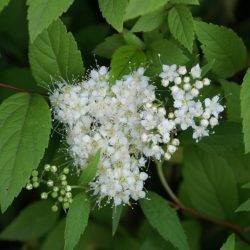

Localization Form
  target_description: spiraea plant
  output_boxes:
[0,1,250,250]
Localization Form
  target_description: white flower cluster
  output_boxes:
[50,67,177,206]
[159,64,224,141]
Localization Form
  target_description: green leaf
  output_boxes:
[0,201,58,241]
[29,19,84,87]
[125,0,169,20]
[0,0,10,12]
[170,0,199,4]
[95,34,126,59]
[220,234,235,250]
[241,70,250,153]
[123,30,145,48]
[183,146,238,220]
[194,21,247,78]
[132,8,164,33]
[146,39,188,75]
[140,192,189,250]
[221,80,241,122]
[78,150,101,185]
[98,0,128,32]
[168,5,194,52]
[0,93,51,212]
[243,182,250,189]
[110,45,146,81]
[42,219,66,250]
[112,205,123,236]
[65,193,90,250]
[201,59,215,77]
[27,0,74,42]
[182,221,201,250]
[236,199,250,212]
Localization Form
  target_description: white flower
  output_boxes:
[204,95,224,118]
[190,64,201,78]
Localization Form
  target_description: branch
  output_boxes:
[0,82,47,96]
[156,162,250,244]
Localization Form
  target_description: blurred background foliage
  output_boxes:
[0,0,250,249]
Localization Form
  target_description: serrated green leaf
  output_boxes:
[221,80,241,122]
[201,59,215,77]
[65,193,90,250]
[220,234,235,250]
[132,8,164,33]
[0,0,10,12]
[170,0,199,4]
[183,146,238,220]
[123,30,145,48]
[241,70,250,153]
[194,21,247,78]
[0,201,58,241]
[98,0,128,32]
[168,5,194,52]
[140,192,189,250]
[236,199,250,212]
[27,0,74,42]
[146,39,188,75]
[95,34,126,59]
[78,150,101,185]
[125,0,169,20]
[29,19,84,87]
[0,93,51,212]
[110,45,146,81]
[182,221,201,250]
[112,205,123,236]
[41,219,66,250]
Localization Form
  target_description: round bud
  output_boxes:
[60,189,66,195]
[183,76,190,83]
[26,183,33,190]
[61,180,67,186]
[66,192,72,198]
[162,79,169,87]
[53,186,59,192]
[203,78,211,86]
[210,117,218,127]
[32,176,38,182]
[47,180,54,187]
[168,145,177,154]
[63,168,69,174]
[41,192,48,199]
[51,192,58,198]
[195,80,203,89]
[174,77,182,85]
[65,185,72,192]
[33,182,39,188]
[58,196,63,202]
[178,66,187,75]
[32,170,38,177]
[68,198,73,203]
[183,83,191,91]
[60,175,66,181]
[164,152,172,160]
[202,111,211,119]
[51,205,58,212]
[44,164,51,171]
[191,88,199,97]
[51,165,57,173]
[63,202,70,209]
[172,138,180,146]
[168,112,175,119]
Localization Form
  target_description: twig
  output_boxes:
[156,162,250,244]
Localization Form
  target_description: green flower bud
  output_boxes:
[51,205,58,212]
[41,192,48,199]
[26,183,33,190]
[66,192,72,198]
[60,189,65,195]
[63,197,68,202]
[47,180,54,187]
[51,165,57,173]
[51,192,58,198]
[68,198,73,203]
[65,185,71,192]
[60,174,66,181]
[58,196,63,202]
[53,186,59,192]
[32,170,38,177]
[63,202,70,209]
[44,164,51,171]
[61,180,67,186]
[32,176,38,182]
[33,182,39,188]
[63,167,69,174]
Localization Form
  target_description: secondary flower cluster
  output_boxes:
[49,64,224,206]
[159,64,224,141]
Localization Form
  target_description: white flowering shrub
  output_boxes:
[0,1,249,249]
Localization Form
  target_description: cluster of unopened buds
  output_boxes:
[26,164,73,211]
[27,63,224,207]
